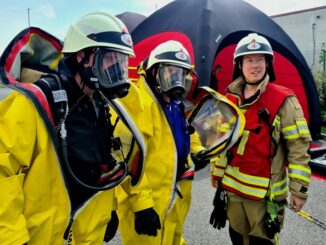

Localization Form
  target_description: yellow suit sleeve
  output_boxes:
[0,90,36,244]
[119,173,155,212]
[117,78,155,212]
[190,131,206,154]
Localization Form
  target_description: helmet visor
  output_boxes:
[157,65,186,93]
[95,50,129,88]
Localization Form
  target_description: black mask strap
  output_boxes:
[77,51,98,89]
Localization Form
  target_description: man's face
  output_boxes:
[241,54,266,84]
[95,50,129,86]
[83,50,128,71]
[156,64,186,94]
[101,51,128,78]
[160,66,180,81]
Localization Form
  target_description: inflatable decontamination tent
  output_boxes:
[126,0,321,140]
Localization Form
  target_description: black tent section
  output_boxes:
[128,0,321,140]
[116,11,147,33]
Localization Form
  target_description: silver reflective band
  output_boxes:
[0,86,11,100]
[289,168,311,178]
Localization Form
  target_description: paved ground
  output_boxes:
[111,167,326,244]
[183,168,326,245]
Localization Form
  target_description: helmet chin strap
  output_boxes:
[77,53,99,90]
[78,65,98,90]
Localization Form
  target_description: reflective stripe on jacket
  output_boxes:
[212,76,311,201]
[222,83,292,200]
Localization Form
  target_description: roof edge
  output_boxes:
[270,5,326,18]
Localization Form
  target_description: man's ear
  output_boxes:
[76,51,85,63]
[151,66,158,78]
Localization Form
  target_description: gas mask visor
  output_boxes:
[93,49,130,99]
[157,64,186,98]
[187,87,245,160]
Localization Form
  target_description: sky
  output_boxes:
[0,0,325,55]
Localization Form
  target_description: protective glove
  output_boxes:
[209,184,227,229]
[191,151,210,171]
[264,200,280,239]
[135,208,161,236]
[103,210,119,242]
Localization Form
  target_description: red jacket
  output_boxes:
[223,83,294,200]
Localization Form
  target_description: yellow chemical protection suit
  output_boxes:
[117,76,200,245]
[0,84,131,244]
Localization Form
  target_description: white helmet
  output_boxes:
[62,12,134,56]
[146,40,192,71]
[232,33,276,81]
[145,40,192,98]
[62,12,135,99]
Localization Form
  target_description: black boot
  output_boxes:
[229,226,243,245]
[249,235,273,245]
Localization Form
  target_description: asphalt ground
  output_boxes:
[110,167,326,244]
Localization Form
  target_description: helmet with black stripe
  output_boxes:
[62,12,134,98]
[145,40,192,98]
[232,33,276,82]
[62,12,134,56]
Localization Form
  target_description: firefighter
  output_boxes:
[0,12,145,244]
[210,33,312,244]
[116,40,210,245]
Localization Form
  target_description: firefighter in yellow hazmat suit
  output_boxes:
[116,40,199,244]
[0,12,146,244]
[117,40,245,244]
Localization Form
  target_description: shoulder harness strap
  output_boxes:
[38,73,69,127]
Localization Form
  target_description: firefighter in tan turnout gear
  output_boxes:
[210,33,312,245]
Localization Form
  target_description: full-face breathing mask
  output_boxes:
[79,48,131,99]
[156,64,187,99]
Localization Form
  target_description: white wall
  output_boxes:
[272,6,326,72]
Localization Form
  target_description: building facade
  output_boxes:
[271,6,326,72]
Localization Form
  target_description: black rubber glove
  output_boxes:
[209,185,227,229]
[103,210,119,242]
[264,200,280,239]
[191,151,209,171]
[135,208,161,236]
